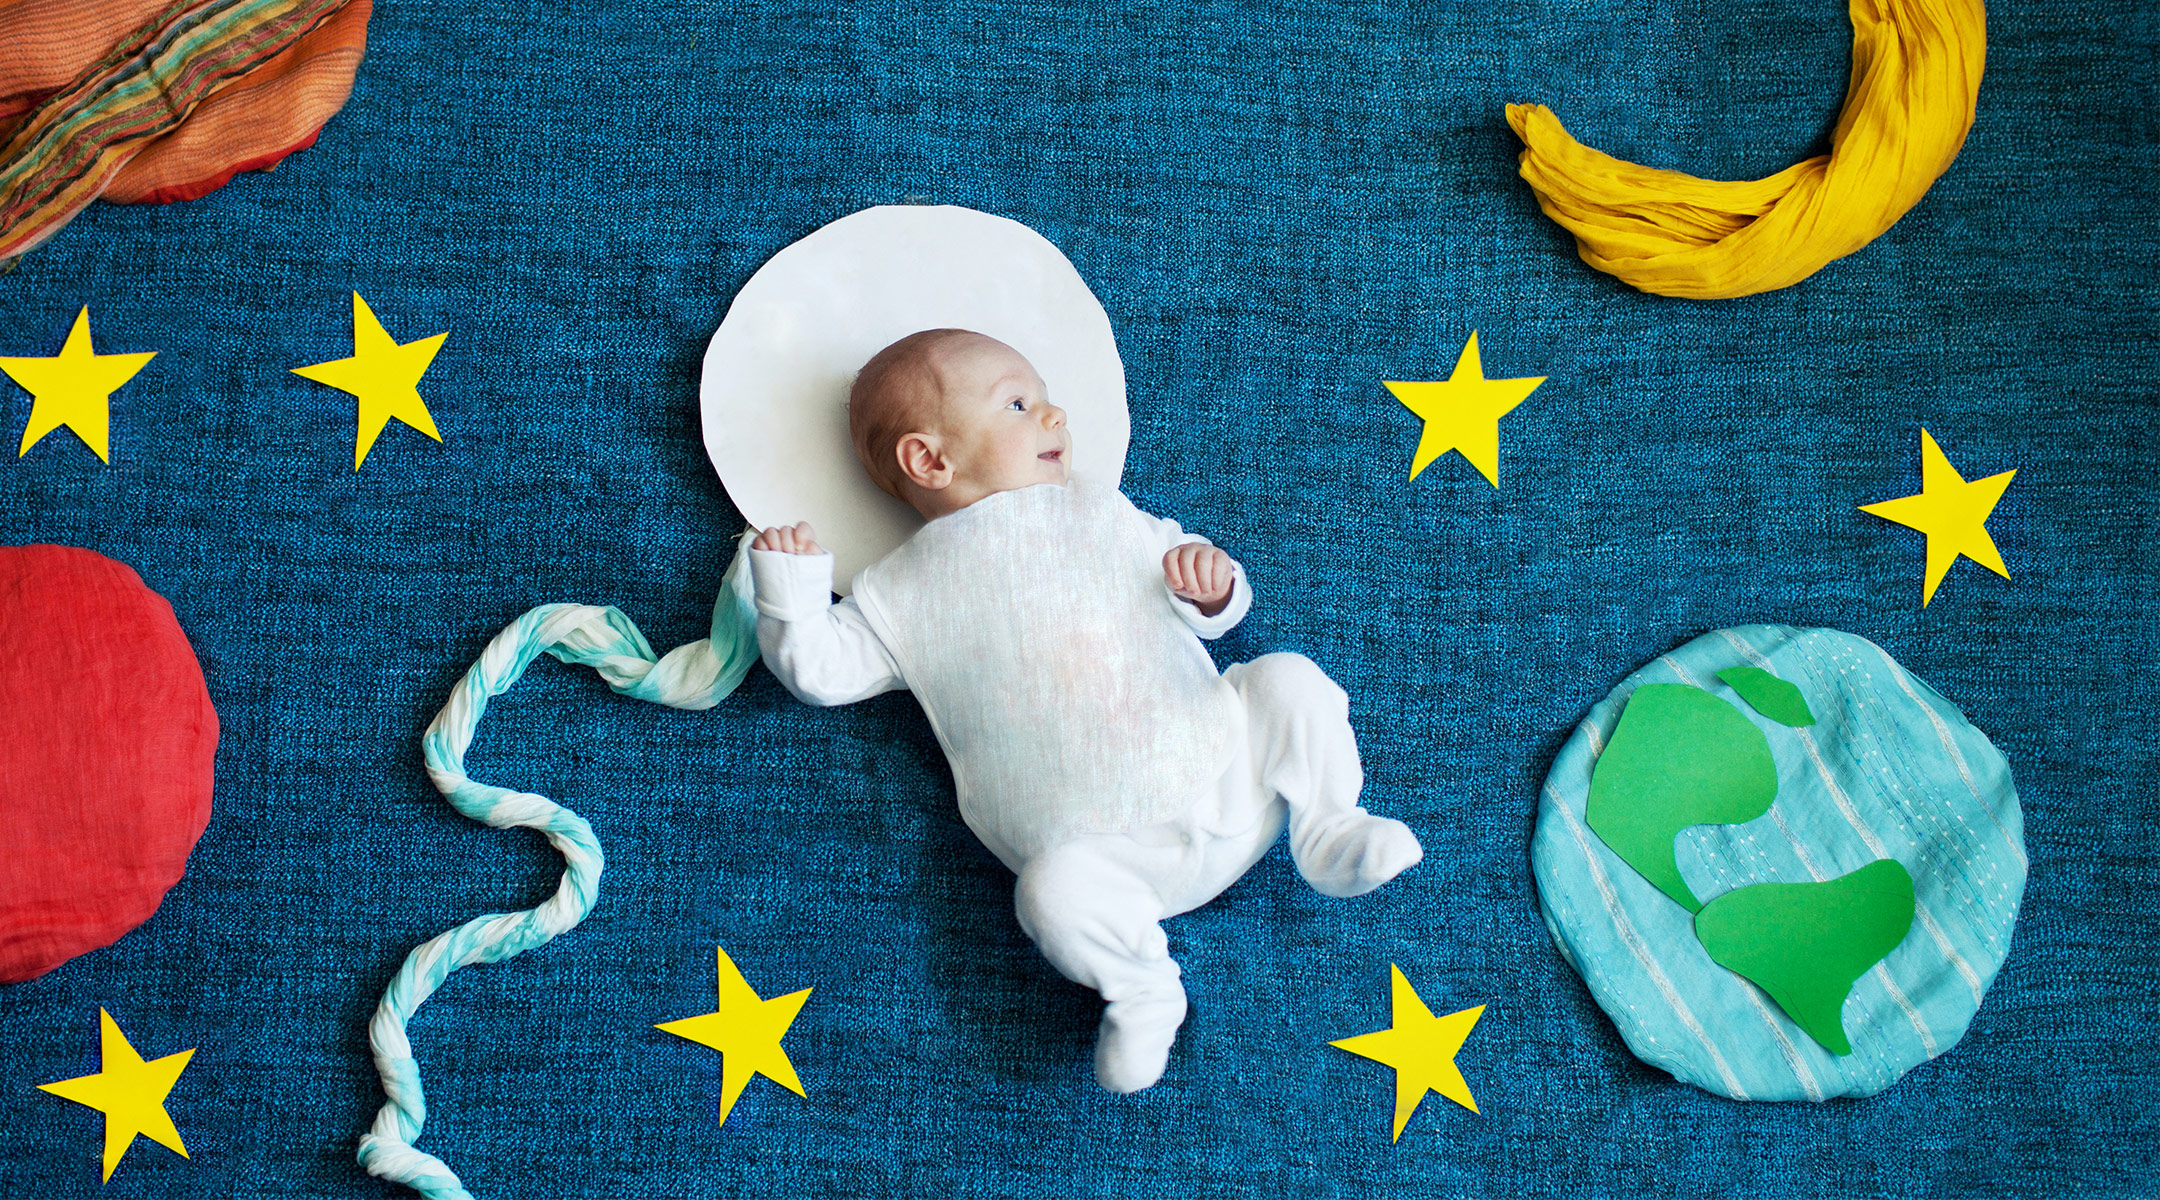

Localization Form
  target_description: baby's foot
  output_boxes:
[1093,991,1188,1094]
[1291,811,1423,899]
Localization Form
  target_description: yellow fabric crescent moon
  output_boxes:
[1506,0,1987,299]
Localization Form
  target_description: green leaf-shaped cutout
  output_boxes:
[1586,684,1778,912]
[1693,859,1917,1056]
[1717,666,1816,727]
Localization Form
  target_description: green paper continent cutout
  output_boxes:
[1718,666,1818,727]
[1695,860,1918,1056]
[1586,683,1778,913]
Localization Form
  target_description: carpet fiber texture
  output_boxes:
[0,0,2153,1196]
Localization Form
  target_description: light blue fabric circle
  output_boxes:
[1532,625,2026,1101]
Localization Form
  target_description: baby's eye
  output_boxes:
[1006,397,1026,412]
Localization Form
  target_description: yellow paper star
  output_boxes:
[1329,965,1484,1141]
[1382,332,1545,485]
[36,1009,196,1182]
[291,292,447,469]
[1,306,156,462]
[656,946,812,1128]
[1859,428,2016,607]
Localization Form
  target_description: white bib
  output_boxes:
[852,481,1237,866]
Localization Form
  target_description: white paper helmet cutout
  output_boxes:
[701,205,1131,594]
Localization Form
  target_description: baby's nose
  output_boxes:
[1044,403,1066,429]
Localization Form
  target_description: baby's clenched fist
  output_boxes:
[1163,543,1234,618]
[753,521,823,555]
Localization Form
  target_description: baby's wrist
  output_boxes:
[748,546,837,620]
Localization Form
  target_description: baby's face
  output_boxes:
[932,338,1071,499]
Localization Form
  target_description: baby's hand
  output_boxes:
[753,522,824,555]
[1163,543,1235,617]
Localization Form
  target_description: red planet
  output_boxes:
[0,545,216,984]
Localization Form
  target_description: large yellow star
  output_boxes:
[291,292,447,470]
[1382,332,1545,485]
[1860,428,2016,607]
[656,946,813,1128]
[1329,965,1484,1142]
[35,1009,195,1182]
[1,306,156,462]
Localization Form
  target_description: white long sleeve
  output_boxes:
[748,548,908,706]
[1141,512,1251,639]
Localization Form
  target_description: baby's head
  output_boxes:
[849,329,1071,520]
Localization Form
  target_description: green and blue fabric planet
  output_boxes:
[1533,625,2025,1102]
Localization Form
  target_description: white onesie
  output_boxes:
[748,480,1422,1092]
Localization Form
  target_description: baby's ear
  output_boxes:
[895,432,952,491]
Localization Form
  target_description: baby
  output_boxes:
[748,329,1422,1093]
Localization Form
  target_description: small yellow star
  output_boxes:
[291,292,447,470]
[1382,332,1545,486]
[1329,965,1484,1142]
[656,946,813,1128]
[36,1009,196,1182]
[1,306,156,462]
[1859,428,2016,607]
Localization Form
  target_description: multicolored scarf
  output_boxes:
[0,0,372,264]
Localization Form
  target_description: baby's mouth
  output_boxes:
[1039,449,1064,463]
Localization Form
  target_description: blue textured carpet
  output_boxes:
[2,0,2155,1196]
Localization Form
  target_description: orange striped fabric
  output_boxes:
[0,0,372,262]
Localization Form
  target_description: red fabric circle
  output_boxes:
[0,546,216,984]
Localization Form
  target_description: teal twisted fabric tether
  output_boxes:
[358,534,762,1199]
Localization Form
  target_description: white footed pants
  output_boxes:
[1011,652,1420,1091]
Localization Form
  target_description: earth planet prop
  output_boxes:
[1533,625,2023,1101]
